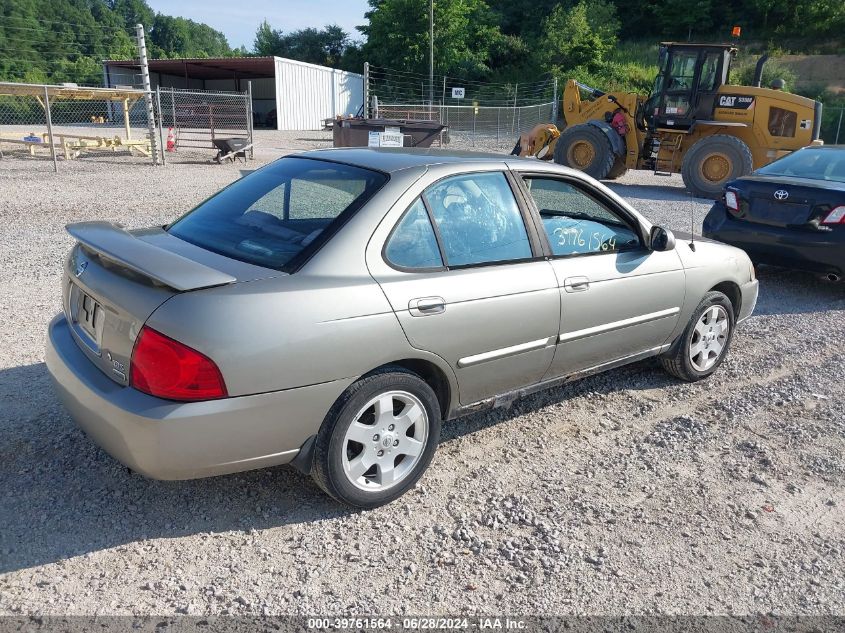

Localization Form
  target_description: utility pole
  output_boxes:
[429,0,434,111]
[135,23,159,166]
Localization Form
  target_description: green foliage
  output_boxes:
[150,14,230,58]
[253,21,352,69]
[657,0,713,40]
[358,0,509,79]
[1,0,843,106]
[539,0,619,72]
[732,56,798,91]
[0,0,231,84]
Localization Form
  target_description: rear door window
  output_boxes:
[384,198,444,270]
[168,157,386,271]
[423,172,532,267]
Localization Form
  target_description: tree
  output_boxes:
[254,20,284,56]
[252,21,351,68]
[359,0,508,78]
[540,0,619,72]
[108,0,154,30]
[0,0,232,84]
[657,0,713,40]
[150,15,230,58]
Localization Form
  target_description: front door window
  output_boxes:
[523,177,641,256]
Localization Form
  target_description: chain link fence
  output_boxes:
[377,102,556,151]
[819,105,844,145]
[366,64,558,151]
[0,82,155,172]
[155,87,253,164]
[0,82,254,172]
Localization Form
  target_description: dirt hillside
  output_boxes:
[778,54,845,94]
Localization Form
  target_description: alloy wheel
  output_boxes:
[341,390,429,492]
[689,305,730,372]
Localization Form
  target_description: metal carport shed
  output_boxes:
[102,56,363,131]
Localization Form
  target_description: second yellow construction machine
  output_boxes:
[542,43,822,197]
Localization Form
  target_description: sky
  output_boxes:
[146,0,371,50]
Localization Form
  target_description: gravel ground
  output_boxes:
[1,131,844,617]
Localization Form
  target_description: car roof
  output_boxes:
[294,147,524,173]
[797,145,845,151]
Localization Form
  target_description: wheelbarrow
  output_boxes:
[212,138,253,163]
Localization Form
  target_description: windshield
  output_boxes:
[168,157,387,271]
[754,148,845,183]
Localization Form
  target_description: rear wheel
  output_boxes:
[681,135,753,199]
[553,124,616,180]
[311,367,441,508]
[660,291,735,382]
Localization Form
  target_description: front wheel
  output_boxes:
[553,123,616,180]
[660,291,735,382]
[311,368,442,508]
[606,157,628,180]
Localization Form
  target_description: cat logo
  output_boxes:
[717,95,755,110]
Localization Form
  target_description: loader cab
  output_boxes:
[645,43,735,130]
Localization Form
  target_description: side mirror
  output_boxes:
[650,226,676,251]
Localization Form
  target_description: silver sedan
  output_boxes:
[46,149,758,508]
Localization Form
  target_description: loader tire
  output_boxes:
[553,124,616,180]
[681,134,753,199]
[606,157,628,180]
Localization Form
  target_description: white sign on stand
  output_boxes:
[379,132,404,147]
[368,129,404,148]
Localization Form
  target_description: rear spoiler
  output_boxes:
[66,221,236,291]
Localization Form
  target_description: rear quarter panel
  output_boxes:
[144,273,410,396]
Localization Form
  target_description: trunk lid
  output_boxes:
[730,176,845,229]
[63,222,284,386]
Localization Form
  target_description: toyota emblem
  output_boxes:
[774,189,789,201]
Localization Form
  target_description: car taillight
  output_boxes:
[725,190,739,211]
[130,326,227,401]
[822,206,845,225]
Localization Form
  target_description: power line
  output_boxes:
[0,15,132,33]
[0,31,132,51]
[0,43,117,56]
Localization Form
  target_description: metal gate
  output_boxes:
[155,86,253,163]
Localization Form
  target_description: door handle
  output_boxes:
[564,276,590,292]
[409,296,445,316]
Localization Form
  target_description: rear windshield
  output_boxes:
[754,148,845,183]
[168,157,387,271]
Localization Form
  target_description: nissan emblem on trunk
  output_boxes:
[774,190,789,200]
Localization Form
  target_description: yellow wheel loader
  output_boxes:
[549,43,823,198]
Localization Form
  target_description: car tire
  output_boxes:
[553,123,616,180]
[660,291,735,382]
[681,135,753,199]
[311,367,442,508]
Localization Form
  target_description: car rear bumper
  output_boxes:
[46,314,349,480]
[704,203,845,276]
